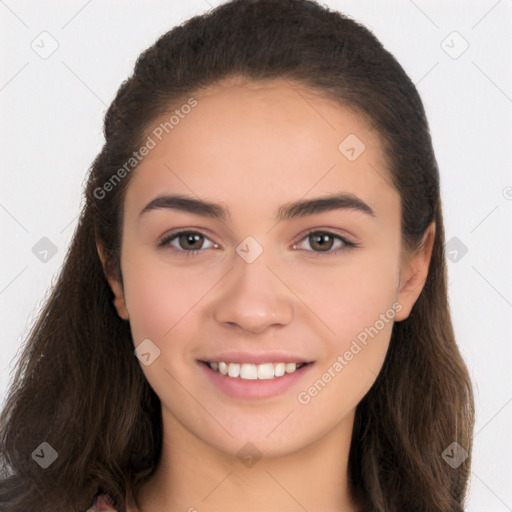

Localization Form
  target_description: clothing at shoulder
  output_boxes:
[86,492,120,512]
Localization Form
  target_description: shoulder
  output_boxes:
[86,492,120,512]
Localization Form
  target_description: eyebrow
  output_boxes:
[139,192,375,222]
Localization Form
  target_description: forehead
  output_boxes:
[125,78,396,222]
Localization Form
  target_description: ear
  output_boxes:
[96,242,130,321]
[394,222,435,322]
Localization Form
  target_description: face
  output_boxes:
[101,78,432,459]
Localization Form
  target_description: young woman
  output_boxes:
[0,1,475,511]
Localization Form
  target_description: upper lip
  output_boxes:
[199,351,313,365]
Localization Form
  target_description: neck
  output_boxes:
[130,407,364,512]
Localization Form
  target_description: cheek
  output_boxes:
[121,249,224,348]
[288,245,400,344]
[121,255,185,344]
[293,254,399,416]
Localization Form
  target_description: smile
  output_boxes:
[206,361,309,380]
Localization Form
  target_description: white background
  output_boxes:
[1,1,511,510]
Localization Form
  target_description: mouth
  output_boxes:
[197,358,315,400]
[201,360,312,380]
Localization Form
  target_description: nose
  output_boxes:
[212,249,294,334]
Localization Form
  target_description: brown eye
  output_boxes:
[308,232,335,252]
[293,230,357,256]
[177,232,205,250]
[158,230,218,255]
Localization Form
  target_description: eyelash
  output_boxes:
[157,229,359,257]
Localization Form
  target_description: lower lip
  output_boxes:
[197,361,314,400]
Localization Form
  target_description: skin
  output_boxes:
[98,77,434,512]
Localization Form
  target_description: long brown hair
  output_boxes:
[0,1,474,511]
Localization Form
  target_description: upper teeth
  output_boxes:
[208,361,305,380]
